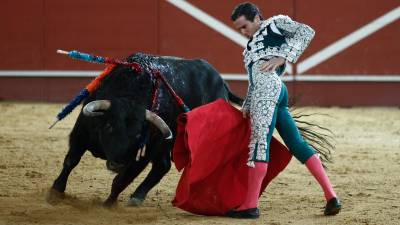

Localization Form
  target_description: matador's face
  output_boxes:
[233,15,261,39]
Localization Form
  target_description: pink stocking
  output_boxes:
[305,154,337,201]
[238,162,268,210]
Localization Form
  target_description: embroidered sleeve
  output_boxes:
[273,16,315,63]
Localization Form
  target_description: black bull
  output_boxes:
[50,53,243,206]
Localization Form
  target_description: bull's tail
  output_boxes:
[291,109,335,167]
[223,82,244,106]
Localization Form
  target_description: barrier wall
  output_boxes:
[1,0,399,106]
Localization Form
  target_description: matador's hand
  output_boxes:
[260,57,286,72]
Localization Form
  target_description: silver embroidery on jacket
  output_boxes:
[243,15,315,66]
[274,16,315,63]
[242,15,315,167]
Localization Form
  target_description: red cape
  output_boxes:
[172,99,292,216]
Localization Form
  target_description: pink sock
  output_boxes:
[238,162,268,210]
[305,154,337,201]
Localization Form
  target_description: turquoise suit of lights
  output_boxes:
[242,15,316,167]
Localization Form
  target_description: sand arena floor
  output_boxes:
[0,102,399,225]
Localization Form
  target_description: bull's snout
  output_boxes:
[106,161,125,173]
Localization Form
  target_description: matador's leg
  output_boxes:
[275,84,341,215]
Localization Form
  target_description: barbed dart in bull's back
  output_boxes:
[48,64,116,129]
[49,50,190,129]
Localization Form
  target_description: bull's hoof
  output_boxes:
[52,180,66,193]
[46,188,65,205]
[127,197,144,206]
[103,198,117,208]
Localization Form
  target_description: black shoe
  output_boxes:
[324,197,342,216]
[225,208,260,219]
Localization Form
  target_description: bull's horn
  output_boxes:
[145,110,173,140]
[83,100,111,116]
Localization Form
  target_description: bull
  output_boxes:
[50,53,243,206]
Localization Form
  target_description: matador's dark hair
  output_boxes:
[231,2,263,21]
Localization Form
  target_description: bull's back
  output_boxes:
[155,57,228,108]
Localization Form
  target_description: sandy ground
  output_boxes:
[0,102,399,225]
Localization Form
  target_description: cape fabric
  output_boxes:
[172,99,292,216]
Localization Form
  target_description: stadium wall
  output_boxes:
[1,0,399,106]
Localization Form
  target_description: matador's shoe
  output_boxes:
[225,208,260,219]
[324,197,342,215]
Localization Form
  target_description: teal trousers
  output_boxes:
[257,82,316,163]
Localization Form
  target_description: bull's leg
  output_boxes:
[52,150,85,193]
[103,159,150,207]
[51,124,87,193]
[47,127,86,204]
[51,135,86,193]
[128,149,171,206]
